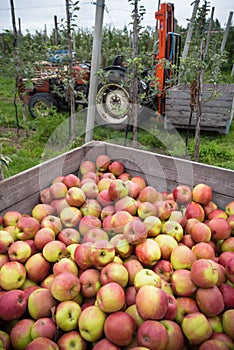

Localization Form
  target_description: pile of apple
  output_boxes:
[0,154,234,350]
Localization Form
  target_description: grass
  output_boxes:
[0,74,233,179]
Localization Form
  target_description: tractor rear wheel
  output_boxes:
[28,93,58,118]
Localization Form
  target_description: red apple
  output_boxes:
[115,196,138,216]
[160,319,185,350]
[110,233,133,258]
[124,180,140,198]
[25,253,51,283]
[198,338,230,350]
[57,227,80,246]
[185,201,205,222]
[57,331,87,350]
[136,285,168,320]
[131,175,146,191]
[124,257,143,285]
[138,186,159,203]
[110,211,133,234]
[24,337,59,349]
[190,221,211,243]
[30,317,57,340]
[155,234,178,260]
[79,268,101,298]
[90,240,115,267]
[60,206,82,228]
[181,312,213,345]
[0,230,14,254]
[62,173,80,188]
[172,184,192,204]
[100,262,129,287]
[53,257,78,276]
[15,215,40,240]
[134,268,161,290]
[190,258,219,288]
[153,259,174,282]
[208,217,232,240]
[96,282,125,312]
[74,242,93,270]
[196,286,225,317]
[192,242,215,260]
[222,309,234,340]
[49,181,67,199]
[171,269,197,297]
[27,288,57,320]
[0,289,27,321]
[41,215,63,235]
[143,215,162,238]
[175,296,199,324]
[83,227,109,244]
[192,183,212,205]
[79,215,102,237]
[80,199,101,217]
[81,181,99,199]
[65,187,86,207]
[93,338,121,350]
[161,220,184,242]
[39,187,52,204]
[123,219,147,245]
[80,160,96,175]
[219,283,234,309]
[108,179,129,201]
[109,160,124,176]
[137,201,157,220]
[135,238,161,266]
[208,209,228,220]
[78,305,106,342]
[42,240,67,263]
[2,210,22,226]
[96,154,111,171]
[170,245,196,270]
[34,227,55,250]
[9,319,34,350]
[50,272,81,301]
[137,320,169,350]
[104,311,136,347]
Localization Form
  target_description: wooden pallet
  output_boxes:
[0,141,233,215]
[165,84,234,134]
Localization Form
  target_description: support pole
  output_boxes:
[85,0,105,143]
[182,0,200,59]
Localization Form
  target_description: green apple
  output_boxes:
[78,305,106,342]
[55,300,81,331]
[134,268,161,290]
[0,230,14,253]
[0,261,26,290]
[181,312,213,345]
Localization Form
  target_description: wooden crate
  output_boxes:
[0,141,233,215]
[165,83,234,134]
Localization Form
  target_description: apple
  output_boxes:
[192,183,213,205]
[25,253,51,283]
[190,221,211,243]
[222,309,234,340]
[97,189,113,206]
[81,181,99,199]
[154,234,178,260]
[32,203,55,223]
[42,240,67,263]
[153,200,172,221]
[96,154,111,171]
[104,311,136,347]
[14,215,40,240]
[198,339,230,350]
[82,171,99,184]
[30,317,57,340]
[131,175,147,191]
[114,196,138,216]
[211,332,234,349]
[0,261,26,290]
[79,159,96,175]
[185,201,205,222]
[27,288,57,320]
[2,210,22,226]
[49,182,67,199]
[55,300,81,331]
[137,201,157,220]
[175,296,200,324]
[100,262,129,287]
[124,179,140,198]
[219,283,234,309]
[226,200,234,216]
[170,245,196,270]
[207,316,223,333]
[24,337,59,350]
[135,238,161,266]
[181,312,213,345]
[153,259,174,282]
[125,286,137,307]
[97,177,113,191]
[142,215,162,238]
[40,187,52,204]
[80,199,101,217]
[34,228,55,250]
[192,242,215,260]
[110,211,133,234]
[40,215,63,235]
[53,257,79,276]
[190,258,219,288]
[134,268,161,290]
[137,320,169,350]
[160,319,184,350]
[9,318,34,350]
[0,253,9,268]
[163,293,178,320]
[90,240,115,267]
[172,184,192,204]
[60,206,82,228]
[208,209,228,220]
[50,198,70,216]
[99,171,116,180]
[92,337,121,350]
[57,331,87,350]
[208,217,232,240]
[78,215,102,237]
[123,257,143,285]
[0,289,27,321]
[108,179,129,201]
[6,239,28,263]
[65,187,86,207]
[138,186,159,203]
[225,257,234,284]
[96,282,125,312]
[0,230,14,254]
[108,160,124,176]
[123,219,147,245]
[40,274,55,290]
[101,205,115,220]
[57,227,80,246]
[62,173,80,188]
[219,251,234,268]
[50,272,81,301]
[79,268,101,298]
[78,305,106,342]
[0,331,10,350]
[74,242,93,270]
[171,269,197,297]
[136,285,168,320]
[83,227,109,244]
[125,304,144,327]
[110,233,133,258]
[195,285,225,317]
[222,236,234,253]
[161,220,184,242]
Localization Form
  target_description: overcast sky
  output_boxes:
[0,0,233,34]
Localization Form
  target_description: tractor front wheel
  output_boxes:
[28,93,58,118]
